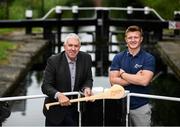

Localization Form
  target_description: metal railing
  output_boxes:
[41,6,165,21]
[0,91,82,127]
[1,90,180,126]
[126,92,180,127]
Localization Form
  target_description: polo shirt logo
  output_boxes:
[134,64,142,69]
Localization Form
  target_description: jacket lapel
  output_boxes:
[74,53,81,91]
[62,53,72,91]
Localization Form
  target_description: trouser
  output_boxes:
[45,106,78,126]
[129,104,152,127]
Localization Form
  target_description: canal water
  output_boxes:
[2,71,45,126]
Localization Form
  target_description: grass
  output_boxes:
[0,41,17,63]
[0,28,16,35]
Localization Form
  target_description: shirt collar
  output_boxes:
[126,48,142,57]
[65,53,77,63]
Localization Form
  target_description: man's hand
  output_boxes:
[83,87,92,97]
[120,69,154,86]
[119,69,125,78]
[57,93,71,106]
[109,70,129,86]
[84,87,95,102]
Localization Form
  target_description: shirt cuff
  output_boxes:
[54,92,60,100]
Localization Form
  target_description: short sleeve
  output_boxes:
[110,53,122,71]
[143,53,155,73]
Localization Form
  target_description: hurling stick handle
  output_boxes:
[45,102,59,110]
[46,96,95,110]
[45,97,90,110]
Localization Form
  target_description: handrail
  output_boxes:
[0,94,47,101]
[40,6,165,21]
[126,92,180,127]
[2,91,180,126]
[0,91,82,126]
[41,7,56,20]
[0,91,80,101]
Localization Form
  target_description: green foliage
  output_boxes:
[0,0,70,19]
[138,0,180,20]
[0,8,6,19]
[9,0,44,19]
[0,41,16,61]
[0,28,16,35]
[0,1,179,20]
[9,5,25,19]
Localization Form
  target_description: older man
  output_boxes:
[41,33,93,126]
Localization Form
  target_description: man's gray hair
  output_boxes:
[64,33,81,45]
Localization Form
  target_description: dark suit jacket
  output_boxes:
[41,51,93,125]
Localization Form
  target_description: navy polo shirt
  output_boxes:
[110,49,155,109]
